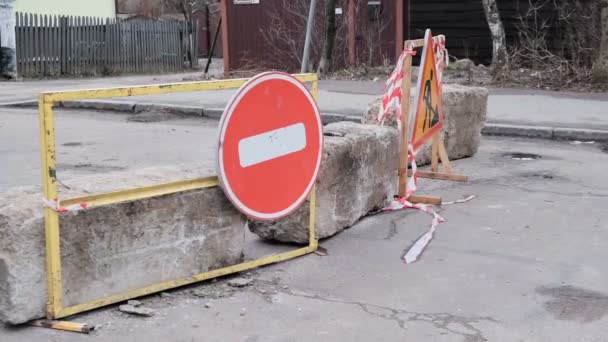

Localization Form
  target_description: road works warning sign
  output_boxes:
[217,72,323,221]
[410,29,444,151]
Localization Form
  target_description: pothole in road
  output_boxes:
[502,152,542,161]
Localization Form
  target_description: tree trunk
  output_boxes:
[318,0,337,74]
[482,0,509,81]
[592,0,608,83]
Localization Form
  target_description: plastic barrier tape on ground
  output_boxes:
[43,198,88,214]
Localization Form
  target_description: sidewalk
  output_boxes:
[1,76,607,140]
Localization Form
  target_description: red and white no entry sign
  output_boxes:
[217,72,323,221]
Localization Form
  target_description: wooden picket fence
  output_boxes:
[14,13,200,78]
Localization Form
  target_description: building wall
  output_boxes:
[15,0,115,18]
[223,0,396,72]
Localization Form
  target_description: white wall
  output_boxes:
[16,0,115,18]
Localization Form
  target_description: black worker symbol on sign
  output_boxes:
[422,69,440,130]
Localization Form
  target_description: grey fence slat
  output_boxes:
[132,21,136,73]
[128,21,132,73]
[138,21,144,73]
[99,17,103,74]
[68,16,73,75]
[104,18,110,74]
[84,16,88,74]
[31,13,36,76]
[15,13,20,76]
[174,22,179,71]
[143,20,148,73]
[121,21,126,73]
[152,21,157,72]
[34,14,42,75]
[130,21,134,73]
[39,15,44,76]
[82,16,87,74]
[164,21,170,72]
[149,20,154,73]
[44,14,49,76]
[74,16,78,74]
[27,13,33,76]
[73,16,77,74]
[29,13,34,76]
[53,15,59,75]
[85,17,90,74]
[65,16,70,75]
[161,21,166,72]
[59,16,64,74]
[78,16,82,74]
[95,17,100,74]
[115,20,120,73]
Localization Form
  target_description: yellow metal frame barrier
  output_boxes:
[40,74,320,320]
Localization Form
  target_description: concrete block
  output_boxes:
[134,103,204,116]
[362,84,488,165]
[0,173,246,324]
[61,100,136,113]
[248,122,398,243]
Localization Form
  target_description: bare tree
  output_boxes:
[260,0,330,71]
[318,0,337,73]
[363,2,391,67]
[482,0,510,80]
[592,0,608,82]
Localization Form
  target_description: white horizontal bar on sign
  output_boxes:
[238,123,307,168]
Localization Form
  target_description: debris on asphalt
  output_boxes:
[240,308,247,316]
[204,303,213,309]
[127,300,142,307]
[118,304,155,317]
[314,246,329,256]
[160,292,173,298]
[227,277,253,288]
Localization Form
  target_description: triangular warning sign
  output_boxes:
[410,29,444,151]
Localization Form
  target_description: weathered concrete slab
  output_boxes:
[0,170,246,324]
[249,122,398,243]
[363,83,488,165]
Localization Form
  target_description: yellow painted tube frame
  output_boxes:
[40,74,320,319]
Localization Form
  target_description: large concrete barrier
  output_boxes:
[249,122,399,243]
[363,83,488,165]
[0,168,246,324]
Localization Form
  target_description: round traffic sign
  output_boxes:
[217,72,323,221]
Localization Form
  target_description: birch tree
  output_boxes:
[592,0,608,82]
[482,0,509,80]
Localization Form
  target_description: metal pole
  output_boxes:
[301,0,318,73]
[205,17,221,74]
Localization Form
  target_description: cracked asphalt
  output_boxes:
[2,126,608,340]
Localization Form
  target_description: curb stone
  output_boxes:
[483,123,608,142]
[2,100,606,142]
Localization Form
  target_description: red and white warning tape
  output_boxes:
[377,37,475,264]
[43,198,88,214]
[377,46,417,129]
[433,35,449,84]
